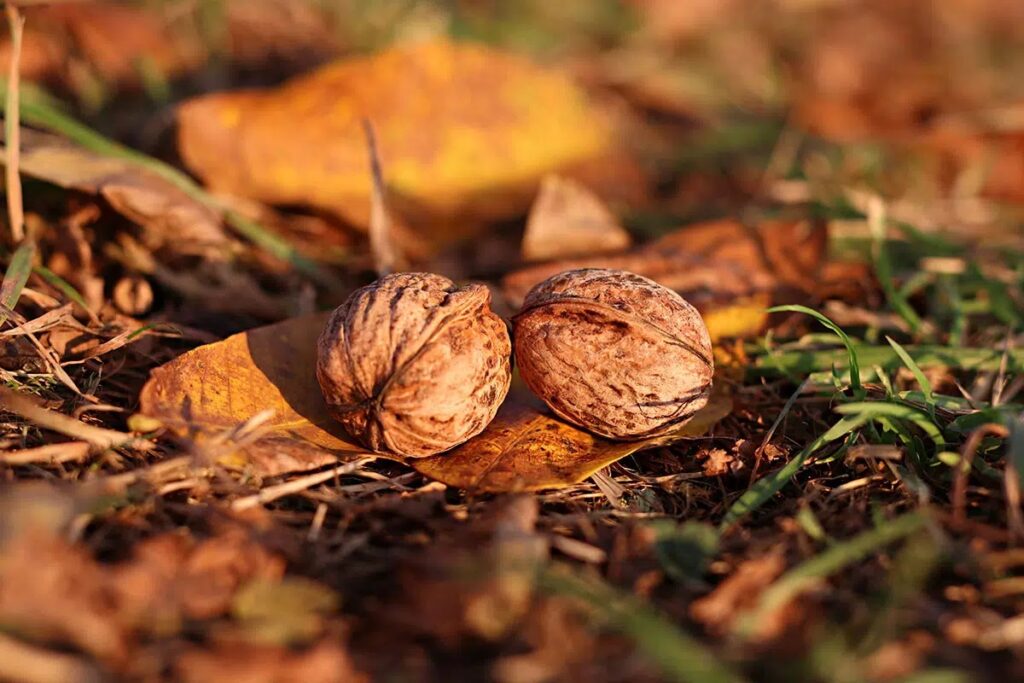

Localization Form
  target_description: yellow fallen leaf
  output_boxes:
[177,39,640,242]
[140,311,731,486]
[411,386,733,493]
[139,311,370,477]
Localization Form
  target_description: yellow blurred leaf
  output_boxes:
[140,310,731,487]
[232,577,339,646]
[177,39,640,243]
[704,294,770,343]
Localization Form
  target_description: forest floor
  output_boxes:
[2,2,1024,682]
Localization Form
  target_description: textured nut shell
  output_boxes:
[514,268,713,440]
[316,272,511,457]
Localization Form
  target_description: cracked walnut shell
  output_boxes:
[316,272,511,457]
[513,268,713,440]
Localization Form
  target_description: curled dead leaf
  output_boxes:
[3,129,229,257]
[503,219,828,319]
[522,174,632,262]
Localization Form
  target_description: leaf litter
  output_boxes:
[2,3,1024,682]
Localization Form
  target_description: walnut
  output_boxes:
[316,272,511,457]
[513,268,713,440]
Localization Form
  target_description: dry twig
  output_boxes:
[3,2,24,243]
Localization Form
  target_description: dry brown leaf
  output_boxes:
[698,447,735,478]
[218,0,341,70]
[3,129,230,257]
[410,383,732,493]
[503,218,828,314]
[521,174,632,262]
[177,39,641,242]
[141,310,732,489]
[0,1,339,93]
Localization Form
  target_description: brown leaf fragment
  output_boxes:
[522,174,632,262]
[102,520,289,636]
[491,599,595,683]
[3,129,230,257]
[111,275,153,316]
[690,553,786,635]
[0,2,200,90]
[0,501,293,672]
[865,632,935,682]
[698,448,735,477]
[0,530,130,664]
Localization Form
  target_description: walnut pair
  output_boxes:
[316,269,714,458]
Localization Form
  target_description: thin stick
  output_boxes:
[0,385,152,452]
[0,441,90,465]
[362,119,398,276]
[4,3,24,243]
[232,456,375,511]
[952,423,1009,526]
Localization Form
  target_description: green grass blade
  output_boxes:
[0,241,34,324]
[869,199,926,335]
[32,264,88,311]
[752,344,1024,377]
[736,512,927,637]
[721,414,867,529]
[768,305,862,394]
[542,567,746,683]
[835,402,944,450]
[886,336,934,405]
